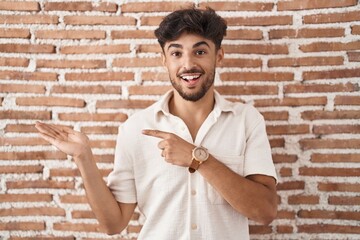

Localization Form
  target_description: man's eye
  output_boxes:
[171,52,181,57]
[196,50,206,55]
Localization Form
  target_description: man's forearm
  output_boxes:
[198,155,277,225]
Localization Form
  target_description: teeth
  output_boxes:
[181,75,200,80]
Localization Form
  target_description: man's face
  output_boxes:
[162,32,224,102]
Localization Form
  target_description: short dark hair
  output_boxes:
[154,7,227,50]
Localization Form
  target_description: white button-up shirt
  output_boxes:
[107,90,277,240]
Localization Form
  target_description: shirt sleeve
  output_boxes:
[106,124,137,203]
[243,106,278,183]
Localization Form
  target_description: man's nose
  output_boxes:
[182,54,196,70]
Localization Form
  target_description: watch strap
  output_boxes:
[189,158,201,173]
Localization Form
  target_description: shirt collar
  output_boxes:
[154,90,236,120]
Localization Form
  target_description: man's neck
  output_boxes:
[169,88,215,140]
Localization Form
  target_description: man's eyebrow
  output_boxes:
[193,41,210,48]
[167,43,183,50]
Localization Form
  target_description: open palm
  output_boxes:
[35,121,91,158]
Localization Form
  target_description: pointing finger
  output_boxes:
[142,129,171,139]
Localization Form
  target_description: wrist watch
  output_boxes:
[189,146,209,173]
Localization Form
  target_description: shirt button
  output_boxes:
[191,223,197,230]
[191,190,196,196]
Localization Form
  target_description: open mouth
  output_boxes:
[180,73,202,82]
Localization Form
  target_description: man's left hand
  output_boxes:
[142,129,194,167]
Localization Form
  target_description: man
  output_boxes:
[35,7,277,239]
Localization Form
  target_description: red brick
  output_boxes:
[348,51,360,61]
[311,153,360,163]
[284,83,357,93]
[121,2,193,12]
[276,210,296,219]
[249,225,273,234]
[111,30,155,39]
[276,225,293,234]
[53,222,101,232]
[300,139,360,150]
[60,44,130,54]
[0,44,55,53]
[219,58,262,68]
[0,151,67,160]
[36,30,105,40]
[255,97,327,107]
[44,2,117,12]
[224,44,288,54]
[220,72,294,82]
[37,59,106,69]
[298,210,360,220]
[267,124,309,135]
[0,165,43,174]
[272,154,297,164]
[304,11,360,24]
[81,126,118,134]
[128,86,172,96]
[270,138,285,148]
[301,110,360,120]
[0,194,52,203]
[277,181,305,190]
[51,168,110,177]
[127,225,143,234]
[288,195,319,204]
[279,167,292,177]
[278,0,357,10]
[58,113,128,122]
[334,95,360,105]
[0,57,29,67]
[225,29,263,40]
[51,85,121,94]
[72,210,95,219]
[352,25,360,34]
[303,68,360,80]
[298,224,360,234]
[90,140,116,149]
[0,15,59,24]
[215,85,278,96]
[65,72,134,82]
[0,1,39,11]
[137,44,162,53]
[0,207,65,217]
[299,167,360,176]
[142,71,169,82]
[93,154,115,163]
[0,137,49,146]
[64,15,136,25]
[0,28,30,38]
[300,40,360,52]
[6,180,75,189]
[269,28,344,39]
[313,124,360,134]
[0,84,45,93]
[113,57,163,67]
[140,16,163,26]
[319,183,360,192]
[16,96,85,107]
[261,111,289,121]
[4,124,37,133]
[268,56,344,67]
[226,16,292,26]
[199,2,274,11]
[0,222,45,231]
[329,196,360,205]
[0,110,50,120]
[60,194,88,204]
[0,71,57,81]
[96,99,155,109]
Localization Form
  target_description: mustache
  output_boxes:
[177,68,205,77]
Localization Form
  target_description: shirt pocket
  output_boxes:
[206,154,245,205]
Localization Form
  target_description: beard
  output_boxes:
[169,68,215,102]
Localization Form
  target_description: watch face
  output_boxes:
[194,147,209,161]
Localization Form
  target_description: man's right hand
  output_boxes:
[35,121,92,160]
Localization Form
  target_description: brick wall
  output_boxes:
[0,0,359,239]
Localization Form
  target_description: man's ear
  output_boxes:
[161,52,166,66]
[216,47,224,65]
